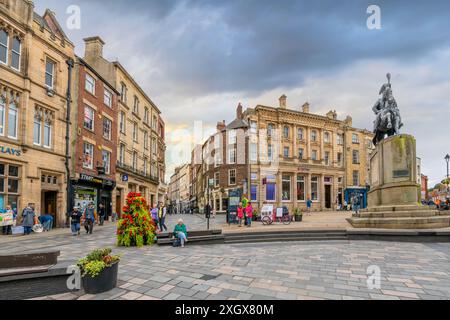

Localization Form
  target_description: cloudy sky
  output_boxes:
[35,0,450,186]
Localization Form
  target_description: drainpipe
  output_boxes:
[65,58,74,228]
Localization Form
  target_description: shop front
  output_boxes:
[344,187,368,209]
[72,173,115,217]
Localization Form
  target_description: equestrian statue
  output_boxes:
[372,73,403,145]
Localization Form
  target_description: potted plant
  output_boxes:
[77,248,121,294]
[294,208,303,222]
[253,209,259,221]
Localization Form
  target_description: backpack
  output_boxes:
[172,237,181,247]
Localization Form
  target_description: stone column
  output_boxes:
[277,171,282,207]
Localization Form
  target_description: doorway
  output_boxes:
[43,191,57,227]
[325,185,332,209]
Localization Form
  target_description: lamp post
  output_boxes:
[445,154,450,193]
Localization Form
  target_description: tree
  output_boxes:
[117,192,156,247]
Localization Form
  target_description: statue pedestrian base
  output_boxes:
[348,134,450,229]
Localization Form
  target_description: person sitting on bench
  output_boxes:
[173,219,188,247]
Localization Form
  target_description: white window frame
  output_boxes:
[45,58,55,89]
[132,151,138,170]
[297,175,306,202]
[311,176,319,202]
[83,106,95,131]
[43,121,51,148]
[324,132,330,143]
[103,118,112,140]
[144,131,149,149]
[102,150,111,174]
[0,29,8,66]
[283,126,289,139]
[228,129,236,144]
[7,102,18,140]
[119,144,125,165]
[353,150,360,164]
[283,146,289,158]
[104,88,112,108]
[282,175,291,201]
[352,133,360,144]
[311,130,317,142]
[228,169,236,186]
[33,117,41,145]
[133,122,138,141]
[311,150,318,161]
[250,143,257,162]
[85,73,96,95]
[324,151,330,165]
[250,121,257,134]
[228,148,236,164]
[0,97,6,136]
[214,172,220,187]
[298,128,304,140]
[82,142,94,169]
[119,111,126,133]
[11,36,21,71]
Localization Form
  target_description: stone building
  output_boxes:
[245,96,374,212]
[81,36,166,215]
[193,104,249,213]
[168,163,190,213]
[0,2,75,226]
[70,56,119,216]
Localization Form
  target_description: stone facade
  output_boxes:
[168,163,190,213]
[0,2,75,226]
[246,96,374,213]
[81,37,166,215]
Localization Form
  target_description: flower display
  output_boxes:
[116,192,156,247]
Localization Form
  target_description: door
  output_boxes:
[43,191,57,227]
[325,185,332,209]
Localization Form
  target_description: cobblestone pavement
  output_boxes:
[2,214,450,300]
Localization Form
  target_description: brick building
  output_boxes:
[70,56,119,215]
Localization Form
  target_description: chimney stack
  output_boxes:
[84,36,105,59]
[279,95,287,109]
[236,103,243,120]
[217,120,226,131]
[302,102,310,113]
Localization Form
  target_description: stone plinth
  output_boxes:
[348,134,450,229]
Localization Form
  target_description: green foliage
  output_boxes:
[117,192,156,247]
[77,248,120,278]
[294,208,303,216]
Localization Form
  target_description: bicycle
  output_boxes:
[261,213,292,225]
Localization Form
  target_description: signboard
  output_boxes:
[0,145,21,156]
[261,205,274,218]
[0,212,14,227]
[79,174,114,187]
[276,207,284,218]
[227,188,242,224]
[122,174,129,182]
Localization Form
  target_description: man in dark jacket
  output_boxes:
[98,203,106,226]
[70,207,82,236]
[83,203,96,234]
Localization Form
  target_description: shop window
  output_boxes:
[0,163,20,211]
[311,176,319,201]
[282,175,291,201]
[83,106,94,131]
[266,183,276,201]
[297,175,306,201]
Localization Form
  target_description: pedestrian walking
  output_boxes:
[237,203,244,227]
[158,203,168,232]
[352,196,360,215]
[306,198,312,216]
[245,202,253,227]
[98,203,106,226]
[22,203,37,235]
[70,207,82,236]
[173,219,188,248]
[151,205,159,231]
[83,202,96,234]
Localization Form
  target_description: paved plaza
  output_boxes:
[2,214,450,300]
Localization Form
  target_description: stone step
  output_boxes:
[347,215,450,229]
[0,250,60,269]
[157,234,225,246]
[358,210,439,218]
[363,205,434,213]
[225,232,347,241]
[157,229,222,239]
[225,236,348,244]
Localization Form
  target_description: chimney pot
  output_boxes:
[302,102,310,113]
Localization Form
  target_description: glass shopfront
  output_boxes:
[74,186,97,212]
[0,162,20,213]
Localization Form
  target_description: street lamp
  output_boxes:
[445,154,450,179]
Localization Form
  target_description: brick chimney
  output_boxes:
[279,95,287,109]
[302,102,310,113]
[217,120,226,131]
[84,36,105,59]
[236,103,243,120]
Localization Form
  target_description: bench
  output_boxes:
[156,229,224,246]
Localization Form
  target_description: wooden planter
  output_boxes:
[82,262,119,294]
